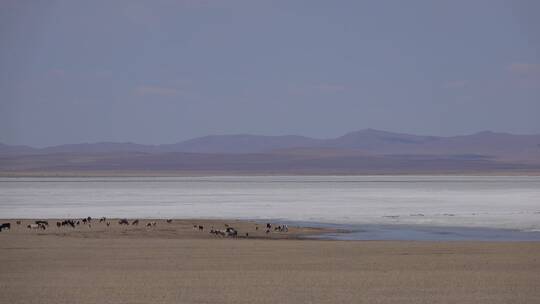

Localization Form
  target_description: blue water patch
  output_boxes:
[273,220,540,241]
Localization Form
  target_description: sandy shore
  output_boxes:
[1,219,539,304]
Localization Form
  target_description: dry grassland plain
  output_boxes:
[0,219,539,304]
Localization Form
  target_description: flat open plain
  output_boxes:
[1,219,539,304]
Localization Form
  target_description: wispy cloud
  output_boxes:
[122,0,240,26]
[508,63,540,75]
[507,63,540,88]
[47,69,66,78]
[311,83,347,92]
[134,85,181,97]
[123,3,159,26]
[442,80,468,89]
[289,83,347,95]
[177,0,227,8]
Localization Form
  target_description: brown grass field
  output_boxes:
[1,219,539,304]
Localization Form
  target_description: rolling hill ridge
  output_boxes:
[1,129,539,174]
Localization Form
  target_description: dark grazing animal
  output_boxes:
[210,229,226,237]
[28,223,46,230]
[16,221,21,225]
[274,225,286,232]
[99,217,106,223]
[166,219,173,223]
[225,227,238,237]
[61,219,76,228]
[56,222,61,228]
[198,225,204,231]
[118,219,129,225]
[0,223,11,231]
[276,225,288,232]
[35,220,49,226]
[132,219,139,225]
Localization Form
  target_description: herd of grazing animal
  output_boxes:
[0,217,159,232]
[0,221,48,231]
[208,226,238,237]
[194,222,289,239]
[1,219,290,239]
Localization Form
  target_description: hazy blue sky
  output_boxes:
[1,0,539,146]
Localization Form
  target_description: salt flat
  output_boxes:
[1,175,539,231]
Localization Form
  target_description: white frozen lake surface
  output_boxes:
[1,176,539,231]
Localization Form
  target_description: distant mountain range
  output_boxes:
[1,129,540,175]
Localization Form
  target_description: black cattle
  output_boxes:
[132,219,139,225]
[211,229,226,237]
[119,219,129,225]
[62,219,76,228]
[225,227,238,237]
[16,221,21,225]
[56,222,61,228]
[274,225,286,232]
[35,220,49,226]
[166,219,172,223]
[0,223,10,231]
[99,217,106,223]
[198,225,204,231]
